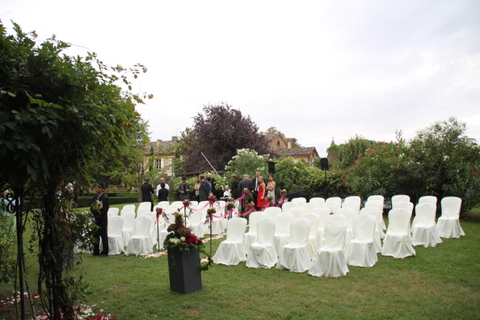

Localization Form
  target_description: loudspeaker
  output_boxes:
[267,161,276,174]
[320,158,329,171]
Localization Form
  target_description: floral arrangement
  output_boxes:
[182,199,191,207]
[207,195,216,201]
[247,201,255,209]
[90,200,102,212]
[226,202,236,210]
[155,207,163,214]
[164,211,213,271]
[243,188,251,195]
[226,197,235,203]
[266,195,273,201]
[280,189,287,194]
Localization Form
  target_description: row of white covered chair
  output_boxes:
[214,195,465,277]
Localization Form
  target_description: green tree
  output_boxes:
[178,103,271,173]
[225,149,269,179]
[0,22,149,318]
[409,117,480,212]
[336,135,377,170]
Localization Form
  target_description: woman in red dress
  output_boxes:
[256,176,267,210]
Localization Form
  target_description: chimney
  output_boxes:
[172,136,178,143]
[287,139,292,149]
[156,139,162,147]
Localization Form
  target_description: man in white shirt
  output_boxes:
[156,178,170,195]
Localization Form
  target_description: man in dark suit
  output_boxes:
[140,178,154,211]
[252,171,261,207]
[238,174,254,213]
[91,183,109,257]
[198,175,212,201]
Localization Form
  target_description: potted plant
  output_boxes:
[164,211,212,294]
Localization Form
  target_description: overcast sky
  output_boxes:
[2,0,479,157]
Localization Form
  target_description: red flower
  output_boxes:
[357,155,362,158]
[353,161,357,164]
[472,168,479,174]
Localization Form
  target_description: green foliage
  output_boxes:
[336,135,378,170]
[344,118,480,211]
[225,149,269,179]
[0,212,15,283]
[0,21,150,318]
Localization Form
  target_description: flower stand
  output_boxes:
[167,247,202,294]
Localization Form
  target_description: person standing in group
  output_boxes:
[238,174,253,212]
[230,174,239,199]
[207,173,217,198]
[221,185,232,199]
[91,183,109,257]
[256,176,267,210]
[156,177,170,200]
[157,183,169,202]
[252,171,261,208]
[178,176,190,201]
[141,178,155,211]
[266,174,276,205]
[198,175,212,201]
[194,176,201,202]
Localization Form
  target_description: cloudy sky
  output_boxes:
[2,0,479,156]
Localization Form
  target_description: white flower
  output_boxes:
[180,236,186,241]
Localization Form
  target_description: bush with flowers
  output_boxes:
[163,211,213,271]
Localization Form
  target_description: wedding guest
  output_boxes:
[266,174,276,204]
[256,176,267,210]
[141,178,155,210]
[178,176,190,201]
[199,175,212,201]
[221,185,232,199]
[91,183,109,257]
[157,182,169,202]
[156,177,170,199]
[230,174,239,199]
[194,176,201,202]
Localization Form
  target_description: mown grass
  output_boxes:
[2,204,479,319]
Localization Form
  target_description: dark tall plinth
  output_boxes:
[167,247,202,294]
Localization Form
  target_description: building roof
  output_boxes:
[288,147,318,157]
[146,137,178,154]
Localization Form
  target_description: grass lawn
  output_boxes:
[1,204,479,319]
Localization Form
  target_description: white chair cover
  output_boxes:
[291,197,307,206]
[359,207,383,253]
[365,200,386,232]
[411,203,442,247]
[214,218,247,266]
[246,217,277,268]
[138,201,152,214]
[301,202,318,213]
[348,215,377,267]
[281,202,297,212]
[273,212,294,254]
[289,206,307,219]
[126,215,153,256]
[391,194,411,207]
[156,201,170,210]
[299,213,320,259]
[243,212,266,252]
[108,207,120,218]
[309,220,349,278]
[418,195,437,205]
[309,197,325,205]
[107,216,125,255]
[342,200,360,217]
[336,207,355,254]
[121,210,136,246]
[382,208,416,259]
[325,197,342,214]
[121,204,136,215]
[264,206,282,217]
[276,218,311,273]
[367,195,384,203]
[437,196,465,238]
[316,214,346,249]
[187,210,204,238]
